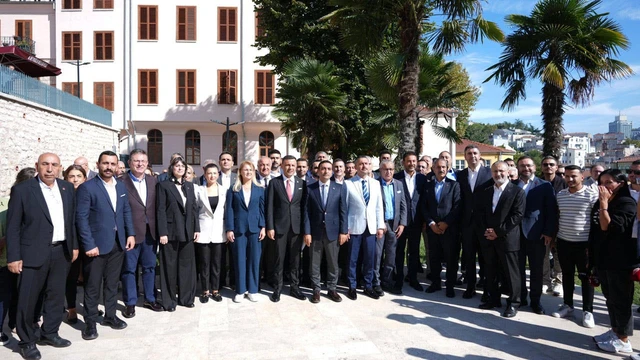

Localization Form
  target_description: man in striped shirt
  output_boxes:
[551,165,599,328]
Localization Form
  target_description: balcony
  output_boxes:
[1,36,36,55]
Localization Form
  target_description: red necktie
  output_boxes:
[286,179,293,201]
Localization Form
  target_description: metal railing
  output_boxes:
[0,65,112,127]
[0,36,36,54]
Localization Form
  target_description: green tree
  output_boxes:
[485,0,632,158]
[515,150,544,177]
[447,63,480,137]
[464,122,497,143]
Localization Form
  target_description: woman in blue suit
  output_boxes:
[225,161,265,303]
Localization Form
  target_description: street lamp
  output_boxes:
[67,59,90,98]
[210,117,245,151]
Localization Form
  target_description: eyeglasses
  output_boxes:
[542,163,556,167]
[627,169,640,175]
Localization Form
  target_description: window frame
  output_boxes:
[138,5,158,40]
[185,130,201,165]
[218,70,237,104]
[176,6,197,41]
[255,70,275,105]
[138,69,158,105]
[222,130,238,164]
[259,131,275,158]
[62,0,82,10]
[15,20,33,41]
[94,82,114,111]
[94,31,114,60]
[218,7,237,42]
[147,129,163,165]
[62,82,83,98]
[94,0,114,9]
[176,69,196,105]
[62,31,82,61]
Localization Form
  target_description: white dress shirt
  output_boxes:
[175,183,187,206]
[492,181,509,213]
[404,170,416,199]
[467,164,482,191]
[221,172,232,188]
[38,177,65,243]
[243,187,251,207]
[129,171,147,206]
[100,176,118,211]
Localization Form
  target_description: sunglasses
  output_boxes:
[626,169,640,175]
[542,163,556,167]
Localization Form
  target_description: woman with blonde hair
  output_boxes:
[225,161,265,302]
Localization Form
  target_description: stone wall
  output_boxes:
[0,93,119,196]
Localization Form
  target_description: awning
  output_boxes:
[0,45,61,77]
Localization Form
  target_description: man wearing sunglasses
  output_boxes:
[541,156,567,195]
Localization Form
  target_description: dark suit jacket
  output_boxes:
[266,176,307,235]
[304,181,348,241]
[422,178,461,230]
[76,176,135,254]
[513,177,558,242]
[156,180,199,242]
[216,171,238,187]
[474,182,525,252]
[6,178,77,266]
[225,183,265,234]
[457,166,493,226]
[379,178,407,231]
[393,171,427,228]
[305,176,318,186]
[122,172,158,243]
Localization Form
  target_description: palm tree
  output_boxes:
[485,0,633,157]
[274,58,350,157]
[324,0,503,156]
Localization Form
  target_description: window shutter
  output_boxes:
[228,9,236,42]
[229,70,237,104]
[187,7,196,41]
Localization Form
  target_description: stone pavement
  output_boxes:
[2,279,640,360]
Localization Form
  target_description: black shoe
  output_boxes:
[81,323,98,341]
[373,286,385,297]
[479,301,502,310]
[37,335,71,348]
[404,275,410,283]
[499,286,509,296]
[409,280,424,292]
[183,303,195,308]
[143,301,164,312]
[165,306,176,312]
[102,316,127,330]
[311,290,321,304]
[520,298,528,307]
[200,295,210,304]
[19,344,41,360]
[210,293,223,302]
[364,288,380,299]
[328,290,342,302]
[382,285,402,295]
[0,332,9,346]
[531,303,546,315]
[476,278,485,289]
[271,290,281,303]
[290,287,306,301]
[446,287,455,298]
[122,305,136,318]
[502,305,517,318]
[425,285,442,293]
[66,313,78,325]
[462,290,476,299]
[347,288,357,300]
[480,292,490,303]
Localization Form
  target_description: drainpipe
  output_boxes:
[240,0,246,159]
[127,0,137,149]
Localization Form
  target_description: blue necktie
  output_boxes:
[321,185,327,208]
[361,179,369,205]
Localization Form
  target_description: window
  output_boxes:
[15,20,32,40]
[94,31,114,60]
[94,0,113,9]
[255,10,265,39]
[222,130,238,164]
[62,0,81,10]
[139,5,158,40]
[138,69,158,104]
[185,130,201,165]
[259,131,274,157]
[176,70,196,104]
[94,82,114,111]
[218,7,237,42]
[255,70,275,105]
[62,32,82,60]
[176,6,196,41]
[218,70,237,104]
[455,159,465,171]
[147,129,163,165]
[62,82,82,98]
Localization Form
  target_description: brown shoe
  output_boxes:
[311,290,320,304]
[328,290,342,303]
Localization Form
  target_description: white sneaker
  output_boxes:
[552,283,563,297]
[245,293,257,302]
[594,329,616,343]
[551,304,574,318]
[582,311,595,328]
[233,294,243,303]
[597,338,633,353]
[542,285,550,293]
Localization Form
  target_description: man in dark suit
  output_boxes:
[7,153,78,359]
[121,149,163,318]
[218,151,237,288]
[475,161,525,318]
[393,151,427,293]
[423,159,461,298]
[376,160,406,295]
[267,155,308,302]
[76,151,136,340]
[304,160,348,303]
[74,156,97,180]
[515,156,557,315]
[457,144,493,298]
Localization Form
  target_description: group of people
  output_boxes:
[1,144,639,360]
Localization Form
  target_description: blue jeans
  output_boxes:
[121,233,157,305]
[348,230,376,289]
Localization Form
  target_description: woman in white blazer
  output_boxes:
[195,163,228,303]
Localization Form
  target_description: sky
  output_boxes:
[448,0,640,136]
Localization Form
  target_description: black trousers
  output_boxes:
[461,226,485,291]
[65,255,81,309]
[427,231,459,288]
[556,238,593,312]
[17,243,70,346]
[519,236,546,305]
[159,240,196,308]
[272,230,302,291]
[261,235,276,285]
[483,242,520,306]
[195,242,222,293]
[395,226,421,286]
[338,241,349,282]
[600,269,634,337]
[83,242,124,323]
[220,242,235,287]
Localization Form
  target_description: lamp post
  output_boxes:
[68,59,90,98]
[210,117,245,151]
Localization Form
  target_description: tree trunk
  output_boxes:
[397,4,421,157]
[541,82,565,158]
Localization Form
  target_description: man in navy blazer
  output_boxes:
[76,151,135,340]
[304,160,348,303]
[7,153,78,359]
[515,156,557,315]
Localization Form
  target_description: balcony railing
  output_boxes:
[0,36,36,54]
[0,65,112,127]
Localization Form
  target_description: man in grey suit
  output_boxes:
[376,160,406,296]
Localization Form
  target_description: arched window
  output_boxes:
[222,130,238,164]
[185,129,201,165]
[147,129,163,165]
[259,131,274,158]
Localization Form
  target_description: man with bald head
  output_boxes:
[256,156,273,187]
[7,153,78,358]
[74,156,97,179]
